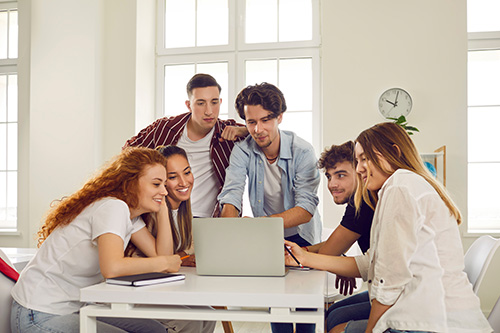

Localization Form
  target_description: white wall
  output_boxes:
[320,1,468,236]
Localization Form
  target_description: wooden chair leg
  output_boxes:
[221,320,234,333]
[212,306,234,333]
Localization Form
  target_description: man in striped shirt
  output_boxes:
[124,74,247,217]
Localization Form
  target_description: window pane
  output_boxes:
[7,123,16,170]
[197,62,228,116]
[280,111,312,144]
[245,59,277,86]
[8,74,17,122]
[246,0,277,44]
[468,50,500,106]
[279,58,312,111]
[0,11,7,59]
[0,75,6,122]
[467,0,500,32]
[0,124,5,170]
[468,163,500,231]
[279,0,312,42]
[6,171,16,228]
[165,0,195,48]
[9,10,17,59]
[468,106,500,162]
[197,0,228,47]
[164,64,195,116]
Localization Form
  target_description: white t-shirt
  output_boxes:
[355,169,492,333]
[177,126,219,217]
[262,160,297,238]
[11,198,145,315]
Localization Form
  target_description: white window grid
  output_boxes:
[0,1,17,231]
[155,0,321,151]
[467,31,500,233]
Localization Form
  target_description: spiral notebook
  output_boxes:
[192,217,287,277]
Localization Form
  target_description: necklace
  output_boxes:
[266,154,279,163]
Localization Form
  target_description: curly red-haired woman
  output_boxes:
[11,147,181,333]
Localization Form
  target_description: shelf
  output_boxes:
[420,145,446,187]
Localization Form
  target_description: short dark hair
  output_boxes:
[234,82,287,120]
[186,73,221,97]
[317,141,355,170]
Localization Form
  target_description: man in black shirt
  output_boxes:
[305,141,373,333]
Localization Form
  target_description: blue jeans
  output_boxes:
[270,234,316,333]
[326,290,371,331]
[343,320,433,333]
[11,300,167,333]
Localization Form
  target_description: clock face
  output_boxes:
[378,88,412,119]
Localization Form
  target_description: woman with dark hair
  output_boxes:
[141,145,215,333]
[11,147,181,333]
[284,123,491,333]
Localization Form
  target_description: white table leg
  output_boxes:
[80,306,97,333]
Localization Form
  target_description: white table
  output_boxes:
[80,267,326,332]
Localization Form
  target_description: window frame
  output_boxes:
[467,31,500,235]
[0,0,19,233]
[155,0,321,149]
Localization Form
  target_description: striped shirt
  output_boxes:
[124,112,245,216]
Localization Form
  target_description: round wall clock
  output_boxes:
[378,88,413,119]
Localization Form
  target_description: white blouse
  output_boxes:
[355,169,491,333]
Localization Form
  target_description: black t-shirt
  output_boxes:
[340,198,374,253]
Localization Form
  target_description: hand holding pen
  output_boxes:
[284,240,308,268]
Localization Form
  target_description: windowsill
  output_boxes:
[463,230,500,238]
[0,230,21,236]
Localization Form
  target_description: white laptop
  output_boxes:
[192,217,287,277]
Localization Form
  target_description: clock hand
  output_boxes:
[385,99,397,107]
[394,91,399,105]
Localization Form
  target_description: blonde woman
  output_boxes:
[285,123,492,333]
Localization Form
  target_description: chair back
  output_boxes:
[488,295,500,332]
[463,235,500,294]
[0,249,16,333]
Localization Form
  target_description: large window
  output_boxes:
[156,0,321,150]
[467,0,500,233]
[0,1,17,231]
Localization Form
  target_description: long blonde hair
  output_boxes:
[354,122,461,224]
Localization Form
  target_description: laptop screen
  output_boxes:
[192,217,287,277]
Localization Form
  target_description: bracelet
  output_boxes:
[303,246,309,252]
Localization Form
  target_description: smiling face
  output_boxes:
[355,142,392,192]
[165,154,194,210]
[186,86,221,135]
[244,104,282,150]
[325,161,357,205]
[132,163,168,218]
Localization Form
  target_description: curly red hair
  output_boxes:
[37,147,168,247]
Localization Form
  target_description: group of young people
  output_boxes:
[10,73,492,333]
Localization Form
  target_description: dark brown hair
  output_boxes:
[186,73,221,98]
[235,82,286,120]
[318,141,355,170]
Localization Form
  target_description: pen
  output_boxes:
[180,255,190,260]
[284,245,303,268]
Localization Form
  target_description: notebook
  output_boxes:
[192,217,287,277]
[106,272,185,286]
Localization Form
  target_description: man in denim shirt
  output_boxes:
[218,82,321,251]
[218,83,321,333]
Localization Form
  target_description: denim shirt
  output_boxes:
[218,130,322,245]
